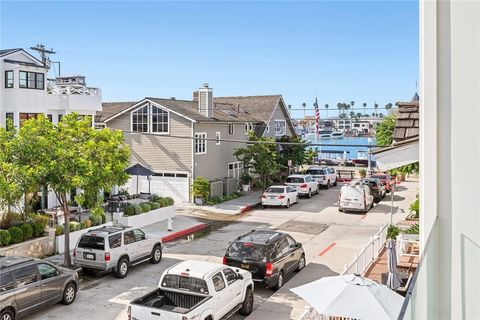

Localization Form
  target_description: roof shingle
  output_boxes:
[393,101,419,142]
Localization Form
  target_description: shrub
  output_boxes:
[148,201,160,210]
[404,223,420,234]
[79,221,87,230]
[100,213,106,224]
[69,221,81,232]
[387,225,401,240]
[31,222,45,238]
[84,219,93,228]
[154,196,164,204]
[159,198,169,208]
[133,204,143,215]
[55,225,64,236]
[140,203,151,212]
[0,230,12,246]
[8,226,24,244]
[28,213,49,228]
[359,169,367,178]
[19,224,33,241]
[165,197,174,206]
[124,205,135,216]
[192,177,210,200]
[0,212,22,229]
[89,214,102,226]
[409,197,419,218]
[151,194,161,201]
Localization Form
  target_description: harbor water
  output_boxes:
[306,136,377,160]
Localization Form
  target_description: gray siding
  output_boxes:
[264,102,295,138]
[107,112,193,173]
[194,122,248,181]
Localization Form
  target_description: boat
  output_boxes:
[319,130,333,139]
[331,132,344,139]
[352,151,377,168]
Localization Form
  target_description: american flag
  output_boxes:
[314,97,320,135]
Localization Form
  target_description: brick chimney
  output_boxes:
[196,83,213,117]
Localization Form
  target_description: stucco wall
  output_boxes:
[0,235,54,258]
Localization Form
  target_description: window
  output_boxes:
[13,265,38,288]
[5,70,13,88]
[47,114,53,122]
[265,125,269,133]
[133,229,146,241]
[19,71,44,89]
[109,233,122,249]
[161,274,209,294]
[273,238,290,260]
[5,113,14,130]
[228,123,234,135]
[124,231,135,245]
[216,132,221,145]
[0,272,14,292]
[212,272,226,291]
[151,105,169,133]
[132,105,149,132]
[274,120,286,136]
[286,235,297,249]
[78,235,105,250]
[58,114,63,123]
[195,132,207,154]
[37,263,58,280]
[19,113,39,127]
[223,268,238,285]
[245,123,254,134]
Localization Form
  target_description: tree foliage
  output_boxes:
[276,135,308,169]
[375,115,396,147]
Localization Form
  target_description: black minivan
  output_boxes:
[223,230,305,290]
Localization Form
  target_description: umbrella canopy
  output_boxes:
[291,274,404,320]
[386,239,402,290]
[125,163,155,196]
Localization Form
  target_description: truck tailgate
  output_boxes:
[130,304,183,320]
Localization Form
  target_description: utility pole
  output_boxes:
[30,44,56,66]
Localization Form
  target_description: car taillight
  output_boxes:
[105,252,110,261]
[223,256,227,265]
[262,194,267,198]
[278,195,285,199]
[73,249,76,258]
[265,262,273,276]
[127,306,131,320]
[300,184,308,188]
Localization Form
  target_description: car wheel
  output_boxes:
[285,200,290,208]
[327,181,331,189]
[274,271,285,290]
[308,190,312,198]
[239,287,254,315]
[61,282,77,305]
[333,180,338,187]
[296,195,299,203]
[338,207,343,212]
[0,309,14,320]
[296,254,306,272]
[115,257,129,278]
[262,205,267,209]
[150,245,162,264]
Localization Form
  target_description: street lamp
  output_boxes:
[367,137,372,172]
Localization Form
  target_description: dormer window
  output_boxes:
[131,103,169,134]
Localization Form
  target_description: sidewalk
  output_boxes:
[177,191,263,215]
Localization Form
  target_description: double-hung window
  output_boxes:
[19,71,44,89]
[195,133,207,155]
[131,103,169,134]
[274,120,286,136]
[5,71,13,88]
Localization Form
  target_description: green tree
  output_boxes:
[349,111,355,119]
[277,135,308,169]
[302,102,307,119]
[234,133,279,190]
[14,114,130,266]
[385,103,393,113]
[324,104,329,118]
[362,102,367,116]
[375,115,396,146]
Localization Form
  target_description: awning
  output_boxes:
[371,137,419,171]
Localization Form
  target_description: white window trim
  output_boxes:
[130,103,170,134]
[195,132,207,155]
[216,131,221,145]
[274,119,286,136]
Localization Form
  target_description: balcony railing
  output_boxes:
[47,84,100,96]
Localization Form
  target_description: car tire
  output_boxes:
[327,181,331,189]
[61,282,77,305]
[0,309,14,320]
[285,200,290,208]
[274,270,285,290]
[239,287,254,315]
[338,207,343,212]
[333,180,338,187]
[150,245,162,264]
[296,254,306,272]
[262,205,267,209]
[115,257,129,279]
[308,190,312,198]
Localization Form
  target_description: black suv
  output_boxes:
[223,230,305,290]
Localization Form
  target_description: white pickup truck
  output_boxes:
[128,260,254,320]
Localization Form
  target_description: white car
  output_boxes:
[128,260,254,320]
[262,185,299,208]
[338,180,374,213]
[306,166,338,188]
[285,174,319,198]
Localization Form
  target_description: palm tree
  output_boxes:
[362,102,367,116]
[385,103,393,114]
[374,103,379,117]
[356,112,362,119]
[302,102,307,119]
[349,111,355,118]
[325,104,329,118]
[350,101,355,109]
[336,102,342,117]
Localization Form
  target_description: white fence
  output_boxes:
[341,223,388,275]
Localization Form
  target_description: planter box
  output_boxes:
[55,222,112,254]
[113,205,175,229]
[0,236,54,258]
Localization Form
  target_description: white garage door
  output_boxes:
[127,174,190,204]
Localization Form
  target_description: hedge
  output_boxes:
[20,224,33,241]
[31,222,44,238]
[148,201,160,210]
[139,203,151,212]
[133,204,143,215]
[124,205,135,216]
[8,226,24,244]
[0,230,11,246]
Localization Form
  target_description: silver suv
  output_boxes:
[73,225,162,279]
[0,256,79,320]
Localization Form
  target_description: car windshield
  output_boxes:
[226,242,266,261]
[286,177,304,183]
[78,235,105,250]
[306,169,325,175]
[161,274,209,294]
[266,187,285,193]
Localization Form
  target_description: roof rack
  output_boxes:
[265,232,282,244]
[237,229,256,240]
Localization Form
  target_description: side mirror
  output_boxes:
[296,242,303,248]
[237,273,244,280]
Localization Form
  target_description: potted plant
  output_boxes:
[192,177,210,205]
[359,169,367,178]
[240,173,252,192]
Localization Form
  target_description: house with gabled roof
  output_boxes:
[97,83,296,203]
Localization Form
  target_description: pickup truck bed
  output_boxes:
[131,288,210,315]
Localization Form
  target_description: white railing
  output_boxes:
[341,223,388,275]
[47,84,100,96]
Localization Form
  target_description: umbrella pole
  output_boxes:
[136,174,139,203]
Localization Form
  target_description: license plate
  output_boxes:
[269,196,276,199]
[241,264,249,269]
[85,253,95,260]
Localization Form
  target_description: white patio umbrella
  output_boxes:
[386,238,402,290]
[290,274,404,320]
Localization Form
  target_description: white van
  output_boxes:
[338,180,374,213]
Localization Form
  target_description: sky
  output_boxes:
[0,1,418,119]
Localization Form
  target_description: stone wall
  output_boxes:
[0,235,55,258]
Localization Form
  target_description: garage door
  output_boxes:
[127,174,190,203]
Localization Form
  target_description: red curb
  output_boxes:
[239,205,252,214]
[318,242,336,256]
[161,223,209,243]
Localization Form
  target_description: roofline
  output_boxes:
[371,137,419,155]
[279,96,297,138]
[102,98,197,123]
[1,48,48,68]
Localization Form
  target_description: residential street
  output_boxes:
[24,180,418,320]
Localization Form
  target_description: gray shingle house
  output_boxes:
[97,84,296,203]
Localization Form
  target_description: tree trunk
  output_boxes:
[59,194,72,267]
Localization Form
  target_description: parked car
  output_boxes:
[128,260,254,320]
[224,230,306,290]
[369,173,394,193]
[338,180,374,213]
[262,185,298,208]
[284,174,319,198]
[364,178,386,203]
[305,166,338,188]
[0,256,80,320]
[73,225,162,278]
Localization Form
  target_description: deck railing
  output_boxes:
[47,84,100,96]
[341,223,388,275]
